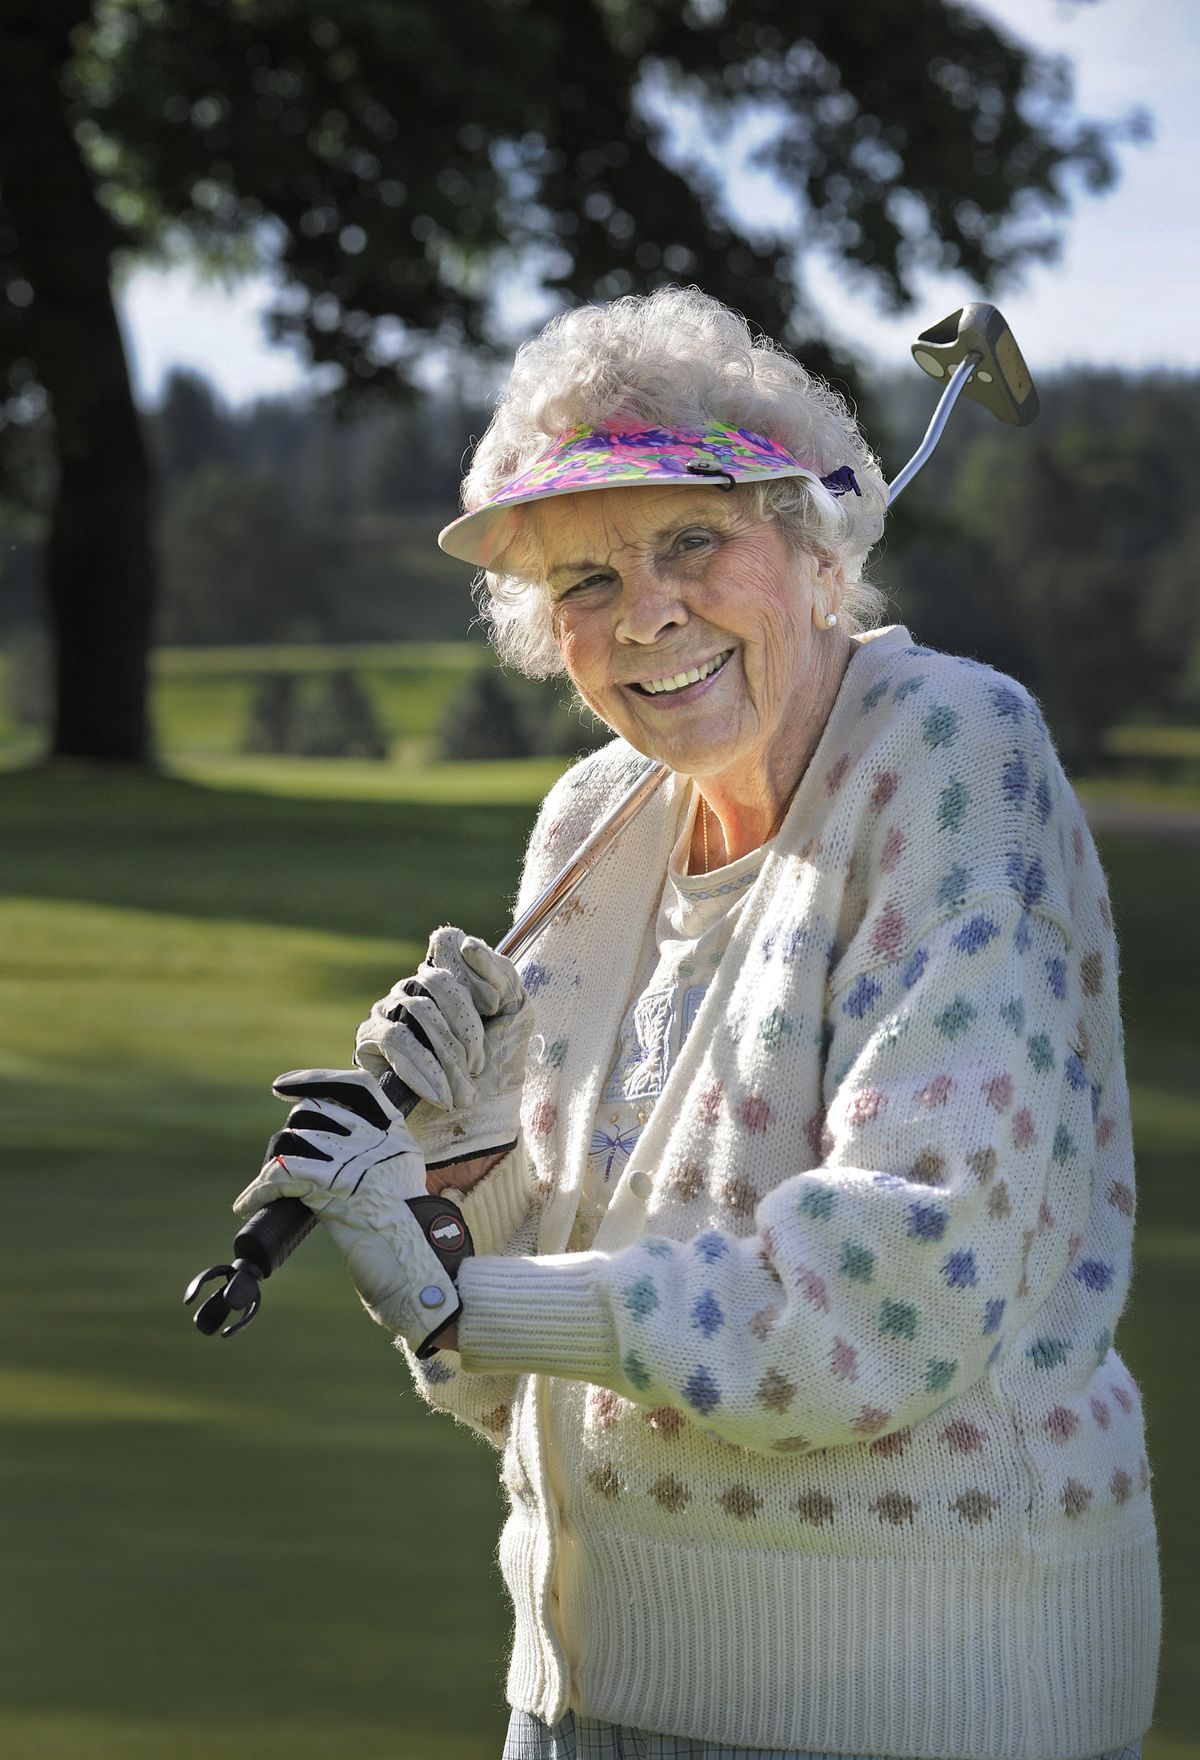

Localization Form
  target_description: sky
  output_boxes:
[118,0,1199,407]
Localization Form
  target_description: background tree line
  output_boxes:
[5,361,1198,772]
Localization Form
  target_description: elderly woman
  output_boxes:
[237,289,1158,1760]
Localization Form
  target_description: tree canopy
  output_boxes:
[0,0,1142,761]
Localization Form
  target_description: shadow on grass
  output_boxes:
[0,769,539,945]
[2,1044,513,1757]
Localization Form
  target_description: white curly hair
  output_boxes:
[461,286,890,677]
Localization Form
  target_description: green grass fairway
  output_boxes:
[151,641,489,758]
[172,752,570,804]
[1,763,1195,1759]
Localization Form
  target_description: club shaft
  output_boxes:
[885,355,980,505]
[497,759,670,962]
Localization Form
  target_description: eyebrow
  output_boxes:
[545,513,736,580]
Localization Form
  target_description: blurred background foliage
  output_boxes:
[4,361,1200,777]
[0,0,1142,765]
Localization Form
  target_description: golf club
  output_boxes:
[184,301,1040,1339]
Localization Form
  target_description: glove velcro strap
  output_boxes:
[405,1194,473,1360]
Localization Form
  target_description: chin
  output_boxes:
[634,729,747,780]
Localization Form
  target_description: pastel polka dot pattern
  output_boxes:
[937,776,970,831]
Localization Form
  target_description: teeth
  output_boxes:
[640,650,732,695]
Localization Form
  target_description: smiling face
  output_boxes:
[532,483,845,802]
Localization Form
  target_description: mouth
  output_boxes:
[628,649,734,698]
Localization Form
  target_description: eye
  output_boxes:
[557,571,612,601]
[669,527,717,557]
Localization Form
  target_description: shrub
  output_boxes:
[437,665,612,760]
[438,666,531,760]
[242,670,389,759]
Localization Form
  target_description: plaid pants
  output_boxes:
[502,1709,1143,1760]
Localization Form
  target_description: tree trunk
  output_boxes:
[0,4,157,765]
[42,283,156,766]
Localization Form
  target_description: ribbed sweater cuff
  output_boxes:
[456,1252,617,1382]
[452,1148,537,1257]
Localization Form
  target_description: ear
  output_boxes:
[816,553,846,594]
[809,553,847,627]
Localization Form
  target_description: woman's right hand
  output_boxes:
[354,927,534,1176]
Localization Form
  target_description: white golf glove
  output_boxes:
[353,926,533,1171]
[233,1068,472,1358]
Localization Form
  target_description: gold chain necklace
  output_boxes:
[701,796,710,875]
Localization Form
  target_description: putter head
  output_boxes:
[911,303,1039,427]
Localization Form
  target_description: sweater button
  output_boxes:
[628,1170,652,1200]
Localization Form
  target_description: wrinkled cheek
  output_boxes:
[742,626,789,717]
[553,621,588,690]
[764,622,801,682]
[554,627,613,725]
[549,604,572,663]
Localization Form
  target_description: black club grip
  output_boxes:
[234,1196,319,1277]
[230,1071,422,1279]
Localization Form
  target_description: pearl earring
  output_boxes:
[824,611,839,628]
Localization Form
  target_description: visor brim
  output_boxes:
[438,463,825,570]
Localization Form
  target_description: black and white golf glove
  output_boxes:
[354,926,533,1171]
[233,1068,472,1358]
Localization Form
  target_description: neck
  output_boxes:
[690,631,854,871]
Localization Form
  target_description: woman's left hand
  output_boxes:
[233,1068,471,1358]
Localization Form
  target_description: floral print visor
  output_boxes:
[437,422,861,568]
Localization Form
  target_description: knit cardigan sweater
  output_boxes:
[403,625,1159,1758]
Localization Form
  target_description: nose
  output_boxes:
[614,563,689,646]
